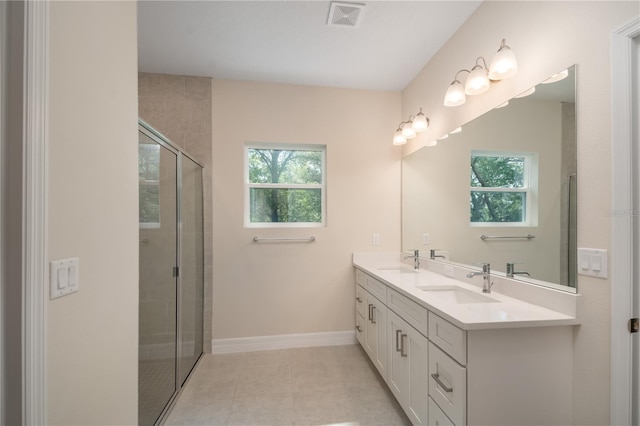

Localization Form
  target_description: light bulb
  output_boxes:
[489,40,518,80]
[465,65,490,95]
[412,109,429,132]
[393,129,407,145]
[401,122,416,139]
[444,80,466,107]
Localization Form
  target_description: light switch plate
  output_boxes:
[372,233,380,245]
[577,248,608,279]
[50,257,80,299]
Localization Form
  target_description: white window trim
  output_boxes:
[469,150,538,227]
[244,142,326,228]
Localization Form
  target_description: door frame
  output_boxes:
[610,16,640,426]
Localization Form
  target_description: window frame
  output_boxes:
[244,142,327,228]
[469,150,538,227]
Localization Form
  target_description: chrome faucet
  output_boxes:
[466,263,493,293]
[404,249,420,270]
[430,249,446,260]
[506,262,530,278]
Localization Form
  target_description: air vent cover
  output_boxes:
[327,2,365,28]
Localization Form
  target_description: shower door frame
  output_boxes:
[138,120,205,425]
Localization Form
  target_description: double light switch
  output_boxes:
[50,257,79,299]
[577,248,608,279]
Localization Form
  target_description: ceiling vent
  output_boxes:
[327,2,365,28]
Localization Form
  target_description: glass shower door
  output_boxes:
[138,133,178,426]
[178,155,204,385]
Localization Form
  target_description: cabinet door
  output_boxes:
[388,310,428,425]
[365,292,387,380]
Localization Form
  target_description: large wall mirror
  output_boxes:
[402,65,577,292]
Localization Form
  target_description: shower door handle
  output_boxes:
[173,266,180,277]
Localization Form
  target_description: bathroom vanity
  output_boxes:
[353,252,579,426]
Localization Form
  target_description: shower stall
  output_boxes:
[138,121,204,425]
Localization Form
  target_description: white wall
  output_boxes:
[211,80,401,340]
[48,2,139,424]
[401,2,639,424]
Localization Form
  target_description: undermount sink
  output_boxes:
[377,267,419,274]
[417,285,500,304]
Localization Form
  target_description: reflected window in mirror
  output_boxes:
[470,150,538,227]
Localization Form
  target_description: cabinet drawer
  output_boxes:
[364,274,387,302]
[429,342,466,426]
[387,288,428,337]
[428,312,466,365]
[429,397,455,426]
[355,284,367,318]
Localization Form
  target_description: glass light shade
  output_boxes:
[393,129,407,145]
[488,45,518,80]
[438,134,449,140]
[465,66,490,95]
[495,100,509,109]
[450,127,462,134]
[401,123,416,139]
[412,113,429,132]
[515,86,535,98]
[425,140,438,147]
[542,69,568,84]
[444,80,466,107]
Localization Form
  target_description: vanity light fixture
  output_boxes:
[438,134,449,140]
[412,108,430,132]
[488,39,518,80]
[495,100,509,109]
[450,126,462,134]
[444,38,518,107]
[425,140,438,147]
[465,58,491,95]
[444,71,468,107]
[393,126,408,146]
[392,109,431,146]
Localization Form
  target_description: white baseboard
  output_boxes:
[211,330,357,354]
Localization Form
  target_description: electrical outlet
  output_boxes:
[422,233,430,245]
[372,233,380,245]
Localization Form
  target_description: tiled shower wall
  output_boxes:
[138,73,213,352]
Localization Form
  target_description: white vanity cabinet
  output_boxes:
[387,309,429,425]
[355,270,388,379]
[354,267,574,426]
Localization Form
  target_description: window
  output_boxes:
[139,143,161,228]
[470,150,537,226]
[245,143,326,227]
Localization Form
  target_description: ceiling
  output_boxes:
[137,1,482,91]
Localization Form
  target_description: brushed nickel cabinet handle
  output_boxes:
[395,329,402,352]
[356,296,362,303]
[400,334,407,357]
[368,304,373,321]
[371,306,377,324]
[355,325,362,332]
[431,373,453,393]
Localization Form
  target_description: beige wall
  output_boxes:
[211,80,401,339]
[138,73,213,351]
[401,2,639,424]
[48,1,139,424]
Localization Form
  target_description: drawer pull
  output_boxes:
[368,304,373,321]
[355,325,362,332]
[371,306,377,324]
[431,373,453,393]
[356,296,362,303]
[400,334,408,357]
[395,329,402,352]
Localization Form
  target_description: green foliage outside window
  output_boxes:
[470,155,527,223]
[248,147,324,224]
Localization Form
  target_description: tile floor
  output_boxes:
[164,344,411,426]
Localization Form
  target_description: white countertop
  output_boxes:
[353,252,579,330]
